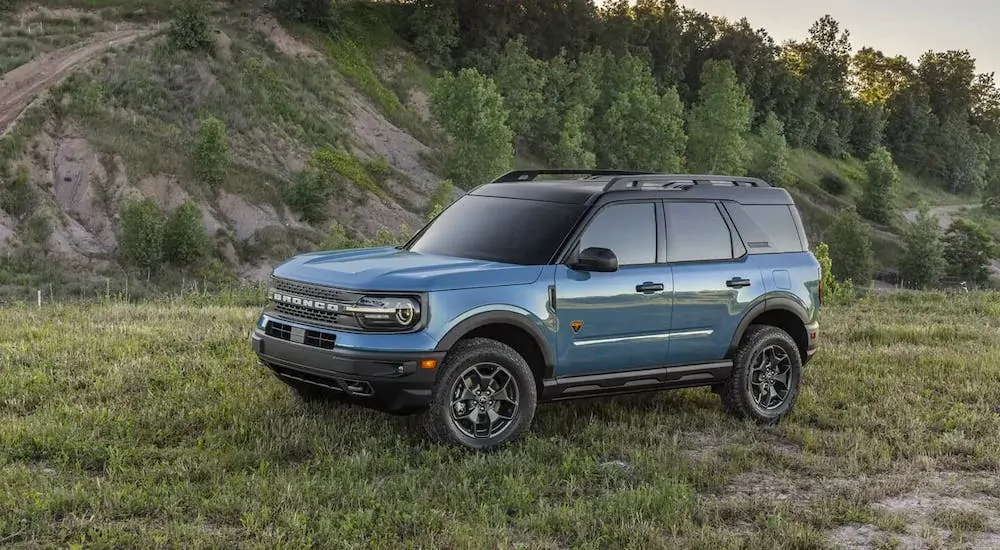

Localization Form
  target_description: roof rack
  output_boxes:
[491,169,654,183]
[603,174,771,191]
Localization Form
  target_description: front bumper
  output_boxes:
[252,315,445,414]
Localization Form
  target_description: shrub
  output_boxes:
[284,169,334,225]
[825,206,874,285]
[169,0,212,51]
[820,172,849,195]
[162,200,209,267]
[1,165,37,222]
[814,242,856,305]
[193,116,228,188]
[118,198,164,270]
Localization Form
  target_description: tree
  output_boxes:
[850,47,914,105]
[1,165,37,222]
[601,84,686,171]
[118,198,164,270]
[943,219,997,287]
[925,114,989,194]
[686,59,753,174]
[430,68,514,187]
[169,0,212,51]
[277,0,335,31]
[858,147,899,225]
[899,203,945,289]
[825,206,874,285]
[162,201,209,267]
[194,116,228,189]
[493,37,549,153]
[753,111,789,185]
[848,100,886,158]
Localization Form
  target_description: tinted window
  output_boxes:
[726,203,804,253]
[665,202,734,262]
[578,202,656,266]
[406,195,584,265]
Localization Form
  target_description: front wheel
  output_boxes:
[719,324,802,424]
[423,337,538,450]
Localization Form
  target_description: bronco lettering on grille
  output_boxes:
[271,291,342,312]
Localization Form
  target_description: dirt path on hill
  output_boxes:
[0,27,159,136]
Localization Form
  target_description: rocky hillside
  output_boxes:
[0,3,450,288]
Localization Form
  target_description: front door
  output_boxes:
[554,201,672,376]
[663,201,763,366]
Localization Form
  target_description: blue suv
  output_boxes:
[251,170,821,450]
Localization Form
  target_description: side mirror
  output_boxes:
[569,247,618,272]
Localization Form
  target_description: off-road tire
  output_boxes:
[720,324,802,424]
[424,337,538,451]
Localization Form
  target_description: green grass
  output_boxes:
[3,291,1000,547]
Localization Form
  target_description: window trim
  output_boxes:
[556,199,664,268]
[661,199,749,265]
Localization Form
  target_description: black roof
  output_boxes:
[471,170,796,206]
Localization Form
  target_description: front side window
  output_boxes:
[665,202,734,263]
[577,202,657,266]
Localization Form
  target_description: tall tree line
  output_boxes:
[384,0,1000,197]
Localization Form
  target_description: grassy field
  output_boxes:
[2,292,1000,549]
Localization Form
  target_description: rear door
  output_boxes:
[663,200,764,366]
[554,200,673,376]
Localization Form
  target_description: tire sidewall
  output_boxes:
[736,327,802,422]
[429,340,537,450]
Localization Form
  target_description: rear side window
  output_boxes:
[664,202,734,262]
[578,202,657,266]
[725,203,805,253]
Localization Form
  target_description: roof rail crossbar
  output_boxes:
[604,174,771,191]
[492,169,654,183]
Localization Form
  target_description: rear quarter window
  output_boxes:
[724,203,805,254]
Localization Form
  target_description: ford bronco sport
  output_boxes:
[251,170,821,450]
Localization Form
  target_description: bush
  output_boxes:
[899,202,945,289]
[825,206,874,285]
[285,168,334,225]
[814,242,856,305]
[169,0,212,51]
[1,165,37,222]
[118,198,164,270]
[162,200,209,267]
[820,171,849,195]
[193,116,228,188]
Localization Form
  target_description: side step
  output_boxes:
[540,361,732,402]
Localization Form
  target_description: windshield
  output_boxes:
[406,194,585,265]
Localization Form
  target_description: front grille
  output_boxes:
[269,276,363,330]
[265,320,337,350]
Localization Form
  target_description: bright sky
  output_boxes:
[619,0,1000,76]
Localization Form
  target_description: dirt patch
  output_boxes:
[0,28,159,136]
[344,91,438,195]
[216,191,297,241]
[15,6,99,24]
[406,88,432,122]
[252,15,323,62]
[211,29,232,62]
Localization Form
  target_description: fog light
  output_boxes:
[396,365,405,374]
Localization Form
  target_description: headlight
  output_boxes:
[345,295,422,330]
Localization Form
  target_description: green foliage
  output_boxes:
[276,0,335,31]
[686,60,753,174]
[284,169,334,224]
[825,206,874,285]
[820,171,849,195]
[162,201,209,267]
[314,148,385,196]
[430,68,513,187]
[321,221,411,250]
[193,116,228,189]
[364,156,393,187]
[926,114,989,195]
[848,101,886,158]
[425,179,456,221]
[404,0,458,68]
[532,52,598,168]
[753,111,790,185]
[118,198,165,271]
[813,242,855,305]
[22,212,52,246]
[899,202,946,289]
[169,0,212,52]
[493,37,549,152]
[858,147,899,225]
[943,219,997,286]
[1,165,37,222]
[602,82,686,172]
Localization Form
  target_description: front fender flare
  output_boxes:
[434,309,556,375]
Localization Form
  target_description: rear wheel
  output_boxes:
[720,324,802,424]
[424,337,537,450]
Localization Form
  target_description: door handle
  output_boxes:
[726,277,752,288]
[636,282,665,294]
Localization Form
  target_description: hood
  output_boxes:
[271,247,544,292]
